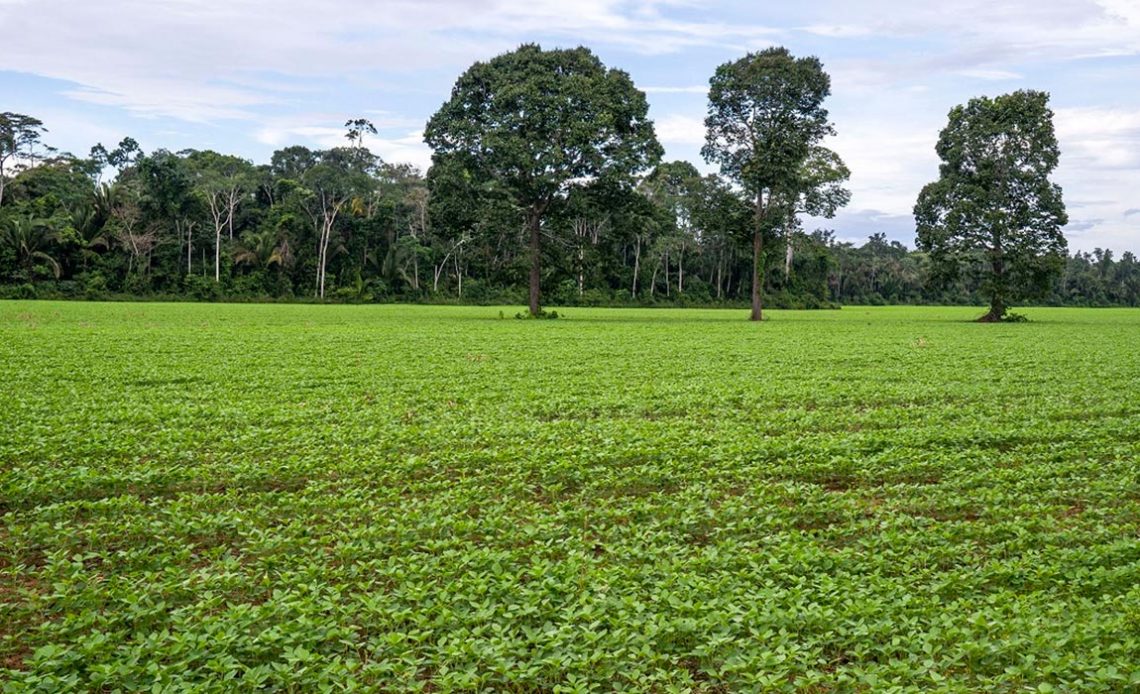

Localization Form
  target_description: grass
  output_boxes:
[1,302,1139,692]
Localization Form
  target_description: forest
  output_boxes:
[2,113,1137,310]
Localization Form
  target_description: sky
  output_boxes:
[3,0,1139,253]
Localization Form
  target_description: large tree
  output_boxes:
[702,47,844,321]
[424,43,662,316]
[0,113,49,210]
[915,90,1068,322]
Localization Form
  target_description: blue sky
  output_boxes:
[3,0,1139,252]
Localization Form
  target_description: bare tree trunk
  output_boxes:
[578,245,585,297]
[226,189,236,240]
[678,244,684,294]
[751,192,764,321]
[206,194,225,283]
[185,222,193,275]
[716,249,723,299]
[215,225,221,283]
[632,236,641,299]
[315,196,343,300]
[527,207,541,316]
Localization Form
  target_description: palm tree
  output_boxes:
[68,192,110,271]
[1,214,60,280]
[233,227,294,271]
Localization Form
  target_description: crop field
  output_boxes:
[1,302,1139,692]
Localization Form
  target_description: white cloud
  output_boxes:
[254,119,432,171]
[954,69,1023,80]
[653,114,705,146]
[642,86,708,94]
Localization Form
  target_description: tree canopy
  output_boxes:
[424,43,662,316]
[915,90,1068,321]
[702,47,848,320]
[5,54,1134,313]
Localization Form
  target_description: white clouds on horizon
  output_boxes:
[2,0,1138,251]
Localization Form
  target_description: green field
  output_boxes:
[2,303,1139,692]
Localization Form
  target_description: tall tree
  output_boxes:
[138,150,199,279]
[643,161,703,295]
[187,151,254,282]
[424,43,661,316]
[702,47,841,320]
[0,113,49,210]
[299,147,375,299]
[915,90,1068,321]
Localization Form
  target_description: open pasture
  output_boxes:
[1,303,1139,691]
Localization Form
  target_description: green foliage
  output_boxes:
[915,90,1069,321]
[2,303,1140,691]
[702,47,848,319]
[424,43,662,315]
[514,308,559,319]
[1,101,1137,310]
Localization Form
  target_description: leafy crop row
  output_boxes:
[2,303,1139,691]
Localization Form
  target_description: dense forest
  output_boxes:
[1,113,1138,309]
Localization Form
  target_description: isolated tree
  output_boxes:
[702,47,843,320]
[0,113,48,209]
[424,43,661,316]
[915,90,1068,321]
[345,118,378,151]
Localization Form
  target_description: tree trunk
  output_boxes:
[578,245,584,297]
[678,244,684,294]
[632,236,641,299]
[527,207,541,316]
[981,252,1006,322]
[751,229,763,320]
[751,191,765,321]
[716,250,723,299]
[215,226,221,283]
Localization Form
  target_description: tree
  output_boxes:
[345,118,378,151]
[186,151,254,281]
[643,162,703,295]
[1,213,60,280]
[776,146,851,277]
[424,43,661,316]
[702,47,841,320]
[138,150,199,279]
[915,90,1068,321]
[107,186,159,279]
[299,147,375,299]
[0,113,49,210]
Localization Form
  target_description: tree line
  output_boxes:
[2,46,1137,314]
